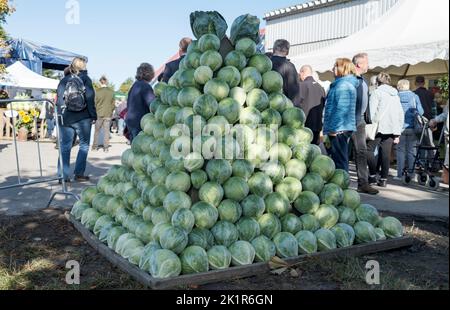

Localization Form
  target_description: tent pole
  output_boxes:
[400,64,411,80]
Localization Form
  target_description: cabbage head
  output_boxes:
[356,204,381,226]
[315,205,339,229]
[229,241,256,266]
[139,242,162,271]
[379,217,404,239]
[331,223,355,248]
[81,208,102,231]
[354,221,377,244]
[211,221,239,247]
[295,231,318,254]
[150,249,182,278]
[315,228,337,252]
[207,246,232,270]
[159,226,189,254]
[251,236,276,262]
[71,201,90,220]
[273,232,299,258]
[180,246,209,274]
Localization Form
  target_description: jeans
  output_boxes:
[352,122,370,186]
[118,119,126,136]
[47,118,55,137]
[92,118,112,148]
[397,128,418,177]
[58,118,92,179]
[367,134,394,179]
[329,132,352,172]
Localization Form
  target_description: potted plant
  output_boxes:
[15,110,33,142]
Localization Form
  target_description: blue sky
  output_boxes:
[5,0,304,87]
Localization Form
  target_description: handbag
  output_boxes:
[365,123,379,141]
[412,97,424,135]
[365,104,388,141]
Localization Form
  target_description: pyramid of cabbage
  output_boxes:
[71,15,404,280]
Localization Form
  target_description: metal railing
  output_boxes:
[0,98,79,208]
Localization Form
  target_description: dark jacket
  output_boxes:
[355,76,370,125]
[95,87,116,118]
[414,87,435,120]
[270,55,300,104]
[56,70,97,126]
[162,55,185,83]
[298,76,326,132]
[324,75,359,135]
[125,80,155,132]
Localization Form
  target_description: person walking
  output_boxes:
[414,75,437,167]
[270,39,300,104]
[414,76,435,121]
[92,76,115,152]
[298,65,326,146]
[161,37,192,83]
[126,63,155,142]
[323,58,359,172]
[367,73,404,188]
[430,102,449,184]
[395,80,424,181]
[351,53,379,195]
[115,99,127,136]
[56,57,97,182]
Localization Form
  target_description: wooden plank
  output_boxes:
[66,213,414,290]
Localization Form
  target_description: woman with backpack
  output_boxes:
[56,57,97,183]
[395,79,424,181]
[366,73,404,188]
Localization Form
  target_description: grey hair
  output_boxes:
[136,63,155,82]
[273,39,291,54]
[352,53,368,65]
[397,79,411,91]
[300,65,313,74]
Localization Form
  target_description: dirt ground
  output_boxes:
[0,208,448,290]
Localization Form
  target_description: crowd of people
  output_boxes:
[54,38,449,191]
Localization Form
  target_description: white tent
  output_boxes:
[290,0,449,78]
[0,62,59,90]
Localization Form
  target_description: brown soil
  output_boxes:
[0,208,448,290]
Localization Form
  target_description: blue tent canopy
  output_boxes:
[0,38,87,74]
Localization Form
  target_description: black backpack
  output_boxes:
[64,74,86,112]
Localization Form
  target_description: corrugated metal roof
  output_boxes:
[264,0,354,21]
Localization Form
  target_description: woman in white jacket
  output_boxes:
[367,73,405,187]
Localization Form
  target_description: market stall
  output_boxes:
[0,62,58,140]
[289,0,449,84]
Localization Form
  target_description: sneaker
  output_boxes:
[58,178,71,185]
[74,175,90,182]
[368,176,378,185]
[104,147,110,153]
[358,184,379,195]
[393,176,402,181]
[377,179,388,188]
[92,147,99,152]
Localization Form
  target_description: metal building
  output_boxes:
[264,0,399,56]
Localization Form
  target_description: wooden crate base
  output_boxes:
[66,213,414,290]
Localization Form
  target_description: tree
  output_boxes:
[437,76,449,102]
[0,0,14,73]
[119,78,134,94]
[92,78,116,91]
[43,69,63,80]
